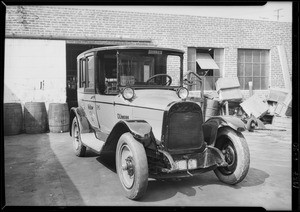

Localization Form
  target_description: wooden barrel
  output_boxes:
[4,103,23,136]
[204,98,220,121]
[24,102,48,134]
[48,103,70,133]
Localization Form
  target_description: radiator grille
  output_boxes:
[165,102,204,153]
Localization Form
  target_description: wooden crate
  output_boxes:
[240,94,269,118]
[218,88,243,101]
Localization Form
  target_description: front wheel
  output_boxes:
[116,132,148,200]
[214,127,250,184]
[71,117,86,157]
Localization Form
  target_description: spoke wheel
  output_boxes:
[71,117,86,157]
[116,133,148,200]
[214,127,250,184]
[219,140,237,175]
[120,145,135,189]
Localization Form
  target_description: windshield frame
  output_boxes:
[116,49,183,90]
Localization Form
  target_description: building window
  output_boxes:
[187,47,224,90]
[237,49,269,90]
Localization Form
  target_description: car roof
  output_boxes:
[77,45,185,59]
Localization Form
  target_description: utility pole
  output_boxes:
[274,8,283,21]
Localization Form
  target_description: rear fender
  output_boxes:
[69,107,92,136]
[202,116,245,146]
[101,120,154,153]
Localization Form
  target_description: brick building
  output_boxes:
[4,6,292,109]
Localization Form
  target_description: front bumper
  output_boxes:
[150,145,227,179]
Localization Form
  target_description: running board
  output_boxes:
[81,132,104,153]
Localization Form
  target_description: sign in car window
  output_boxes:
[120,76,135,86]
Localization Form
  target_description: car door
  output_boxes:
[94,51,118,134]
[81,53,98,129]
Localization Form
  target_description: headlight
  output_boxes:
[122,87,135,100]
[177,87,189,100]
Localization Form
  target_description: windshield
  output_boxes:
[118,50,182,88]
[97,49,183,95]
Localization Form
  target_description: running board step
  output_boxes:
[81,132,104,153]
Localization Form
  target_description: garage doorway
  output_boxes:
[66,44,104,110]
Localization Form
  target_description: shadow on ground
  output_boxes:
[4,133,85,206]
[142,167,269,202]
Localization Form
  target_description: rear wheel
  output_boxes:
[116,132,148,200]
[214,127,250,184]
[71,117,86,157]
[246,117,257,132]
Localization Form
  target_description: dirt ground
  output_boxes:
[4,124,292,210]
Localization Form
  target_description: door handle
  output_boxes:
[91,96,95,99]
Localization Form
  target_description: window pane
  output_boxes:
[87,56,94,88]
[245,63,252,76]
[261,64,269,76]
[261,77,269,89]
[238,77,245,89]
[253,77,261,90]
[244,77,252,90]
[261,50,269,63]
[237,63,245,77]
[214,69,220,77]
[205,69,213,76]
[238,50,245,63]
[245,50,252,63]
[253,63,260,76]
[204,77,214,90]
[214,77,220,86]
[253,50,260,63]
[214,49,221,61]
[217,62,223,74]
[81,60,86,87]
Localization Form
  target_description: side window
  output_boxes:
[100,53,118,94]
[79,58,86,88]
[86,56,95,90]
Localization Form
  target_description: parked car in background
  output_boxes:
[69,46,250,200]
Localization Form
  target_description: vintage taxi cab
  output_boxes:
[69,46,250,200]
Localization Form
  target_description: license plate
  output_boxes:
[188,159,197,170]
[175,159,197,170]
[175,160,187,170]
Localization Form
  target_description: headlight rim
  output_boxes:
[121,87,135,101]
[177,87,189,100]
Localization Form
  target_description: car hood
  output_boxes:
[130,89,181,110]
[113,89,183,141]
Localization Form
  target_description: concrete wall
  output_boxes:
[4,39,66,110]
[4,6,292,101]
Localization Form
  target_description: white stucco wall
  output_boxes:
[4,39,66,110]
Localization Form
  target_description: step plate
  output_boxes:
[81,132,104,153]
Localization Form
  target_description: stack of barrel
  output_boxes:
[4,102,69,135]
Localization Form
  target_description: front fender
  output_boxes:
[69,107,91,136]
[101,120,154,153]
[202,116,245,146]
